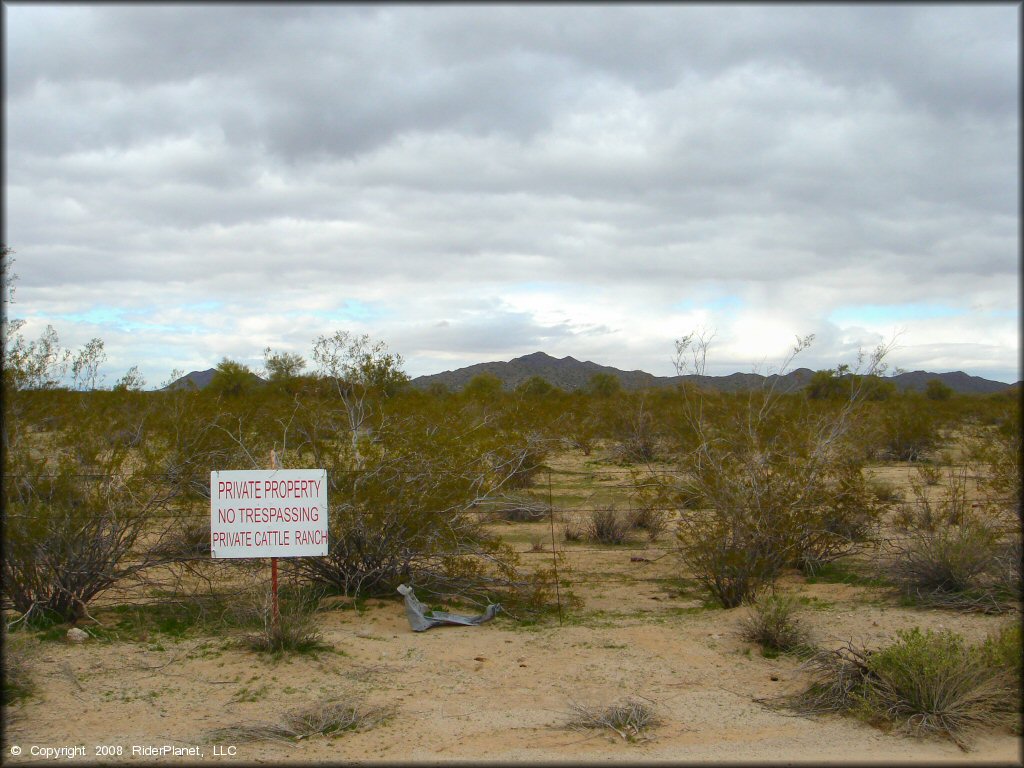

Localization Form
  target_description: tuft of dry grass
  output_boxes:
[627,504,670,541]
[206,700,393,743]
[565,697,660,742]
[887,513,1015,614]
[586,505,631,545]
[738,593,815,657]
[563,516,585,543]
[232,588,328,655]
[1,629,35,708]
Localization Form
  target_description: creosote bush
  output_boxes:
[563,516,586,543]
[475,492,549,522]
[627,504,671,541]
[662,332,894,608]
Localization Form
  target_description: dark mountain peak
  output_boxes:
[161,367,267,391]
[162,368,217,391]
[515,351,557,363]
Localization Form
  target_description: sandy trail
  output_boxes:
[5,584,1019,764]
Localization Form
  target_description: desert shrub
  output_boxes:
[500,562,582,620]
[862,628,1017,749]
[207,357,262,399]
[978,624,1022,680]
[566,697,659,742]
[294,417,487,596]
[663,333,894,608]
[795,458,888,575]
[587,506,631,545]
[672,409,886,604]
[563,407,600,456]
[915,462,944,486]
[489,430,549,489]
[3,427,174,623]
[968,416,1021,517]
[877,395,941,461]
[977,625,1022,718]
[866,476,903,504]
[612,400,659,464]
[893,466,972,531]
[887,511,1014,613]
[738,593,814,656]
[587,372,622,398]
[778,628,1018,750]
[292,410,554,614]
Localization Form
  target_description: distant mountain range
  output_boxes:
[164,352,1017,395]
[407,351,1016,395]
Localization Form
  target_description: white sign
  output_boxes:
[210,469,328,558]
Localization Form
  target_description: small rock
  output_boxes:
[770,675,779,682]
[67,628,89,644]
[473,656,486,662]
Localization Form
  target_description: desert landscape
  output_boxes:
[5,6,1020,765]
[4,431,1021,764]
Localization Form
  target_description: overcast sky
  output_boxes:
[4,4,1019,387]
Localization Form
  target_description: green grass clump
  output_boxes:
[738,593,815,657]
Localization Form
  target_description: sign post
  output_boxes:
[269,450,280,630]
[210,458,328,629]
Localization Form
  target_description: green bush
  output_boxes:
[862,628,1017,748]
[876,395,941,461]
[781,628,1019,750]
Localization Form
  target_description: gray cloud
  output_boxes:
[4,5,1018,386]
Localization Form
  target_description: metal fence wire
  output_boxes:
[2,461,1019,618]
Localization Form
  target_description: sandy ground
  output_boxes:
[5,563,1021,765]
